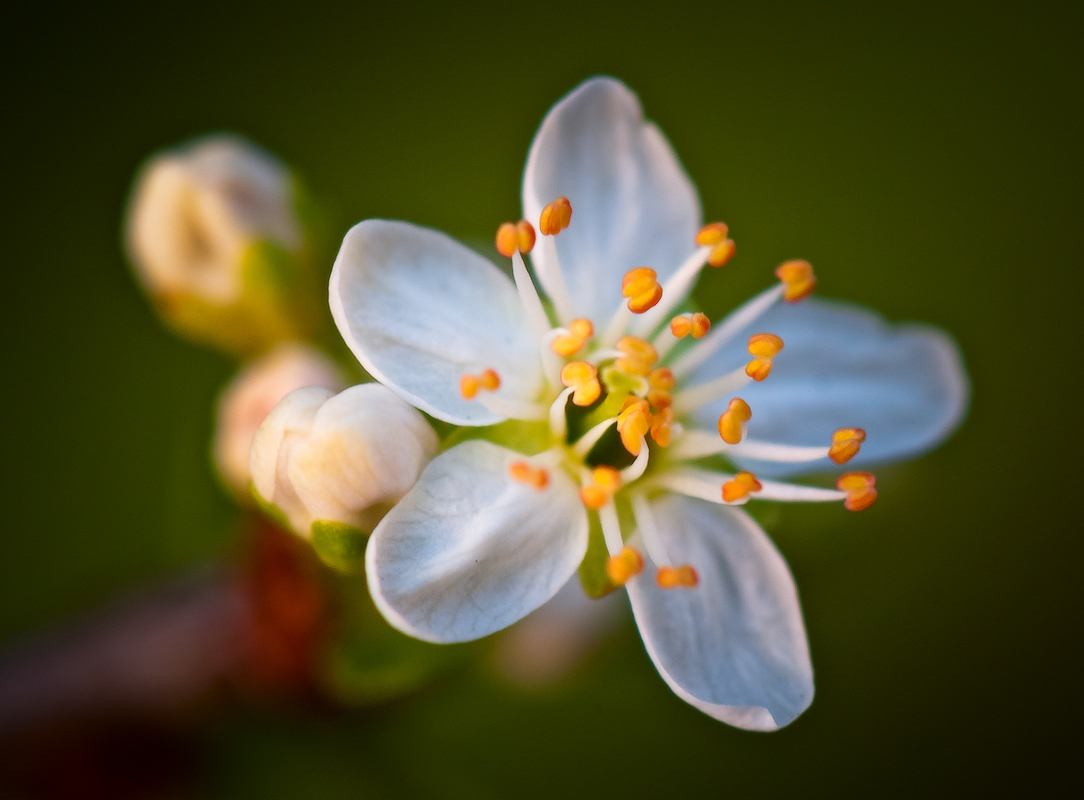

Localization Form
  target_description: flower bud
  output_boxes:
[125,135,321,354]
[213,342,345,497]
[249,384,438,537]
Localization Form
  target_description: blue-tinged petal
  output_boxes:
[330,219,542,426]
[626,495,813,730]
[689,297,969,477]
[367,440,589,643]
[523,76,702,322]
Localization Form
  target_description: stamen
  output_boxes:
[670,312,711,339]
[495,220,537,257]
[561,361,602,406]
[459,368,501,399]
[776,260,817,302]
[656,565,699,589]
[511,250,552,343]
[509,461,550,490]
[536,234,574,324]
[670,366,751,415]
[551,318,594,357]
[671,284,785,380]
[573,417,617,458]
[617,398,652,456]
[829,427,867,464]
[621,267,663,314]
[697,223,737,268]
[837,472,877,511]
[722,471,762,503]
[650,406,674,447]
[650,467,847,504]
[670,429,831,463]
[717,397,752,444]
[539,196,572,235]
[615,336,658,376]
[620,439,651,482]
[548,386,575,439]
[646,368,674,410]
[744,333,784,382]
[581,466,622,511]
[606,546,645,586]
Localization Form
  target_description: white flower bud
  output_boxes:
[250,384,438,537]
[213,342,345,496]
[125,135,316,354]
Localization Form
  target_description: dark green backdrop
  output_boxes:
[3,2,1080,795]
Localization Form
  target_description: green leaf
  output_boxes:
[310,519,369,574]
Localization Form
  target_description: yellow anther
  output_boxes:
[707,238,736,267]
[745,357,774,381]
[606,546,644,586]
[775,259,817,302]
[621,267,663,314]
[717,397,752,445]
[459,368,501,399]
[696,222,729,245]
[495,221,536,257]
[551,318,594,357]
[616,398,652,456]
[656,564,699,589]
[539,196,572,235]
[722,471,762,503]
[837,471,877,511]
[580,465,622,510]
[670,312,711,339]
[747,333,784,357]
[647,368,675,408]
[614,335,658,376]
[509,461,550,490]
[649,406,674,447]
[829,427,867,464]
[560,361,602,406]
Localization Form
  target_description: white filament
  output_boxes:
[534,236,574,325]
[619,437,650,483]
[598,500,624,556]
[548,387,575,439]
[573,417,618,458]
[669,430,830,463]
[630,492,670,567]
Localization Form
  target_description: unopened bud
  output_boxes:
[250,384,438,537]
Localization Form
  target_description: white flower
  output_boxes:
[249,384,438,538]
[213,342,345,496]
[125,135,314,354]
[328,77,969,729]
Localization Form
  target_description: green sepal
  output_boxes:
[322,575,474,706]
[310,519,369,573]
[578,512,618,597]
[250,482,291,530]
[441,418,554,455]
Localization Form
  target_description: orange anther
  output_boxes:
[459,368,501,399]
[606,546,644,585]
[647,389,673,410]
[561,361,602,406]
[775,259,817,302]
[617,398,651,456]
[745,357,774,381]
[648,368,675,392]
[656,564,699,589]
[717,397,752,445]
[495,220,536,257]
[829,427,867,464]
[748,333,784,357]
[614,335,658,376]
[580,465,622,510]
[580,485,609,510]
[670,312,712,339]
[695,222,729,245]
[707,238,736,268]
[551,318,594,357]
[649,406,674,447]
[621,267,663,314]
[539,196,572,235]
[837,471,877,511]
[509,461,550,490]
[722,471,762,503]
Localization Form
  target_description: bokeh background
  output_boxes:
[3,1,1080,796]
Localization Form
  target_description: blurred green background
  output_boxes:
[3,1,1080,795]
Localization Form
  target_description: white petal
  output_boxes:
[287,384,439,528]
[626,494,813,730]
[689,297,970,477]
[522,77,702,322]
[249,386,334,504]
[367,440,588,643]
[330,219,542,425]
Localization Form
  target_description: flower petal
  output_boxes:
[367,440,589,643]
[626,494,813,730]
[690,298,969,477]
[330,219,542,425]
[523,77,702,322]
